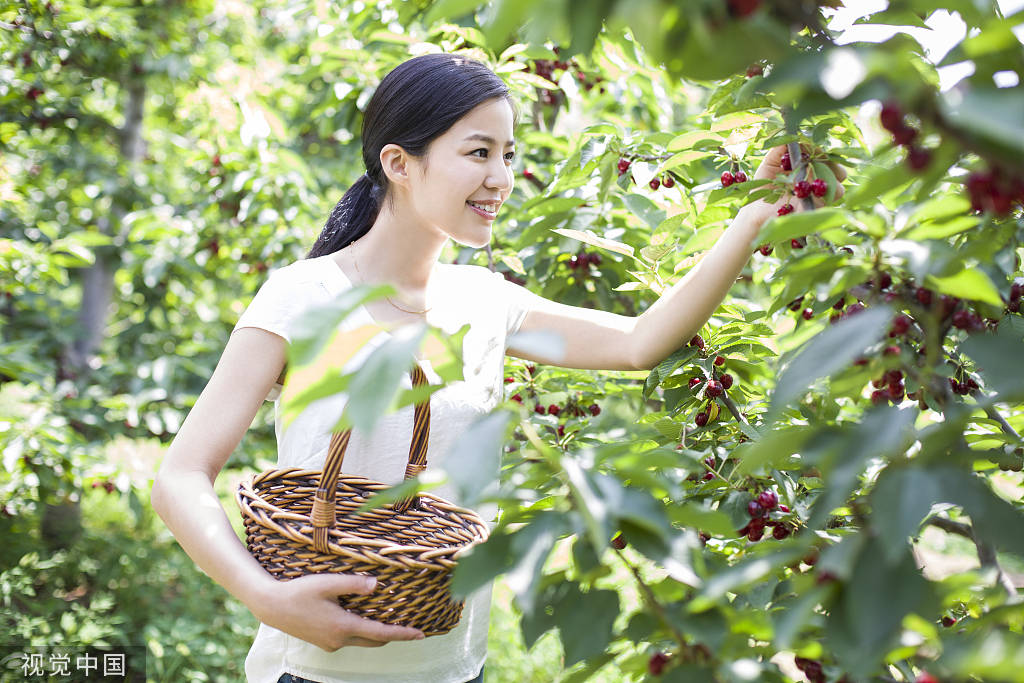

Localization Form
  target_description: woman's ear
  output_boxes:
[380,144,413,189]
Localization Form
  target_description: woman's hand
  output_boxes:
[252,573,426,651]
[742,144,848,225]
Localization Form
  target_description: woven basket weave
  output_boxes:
[235,363,490,636]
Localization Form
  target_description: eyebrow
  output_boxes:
[464,134,516,147]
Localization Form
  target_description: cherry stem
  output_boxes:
[720,393,749,428]
[923,514,1018,598]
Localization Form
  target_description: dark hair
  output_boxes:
[307,53,517,259]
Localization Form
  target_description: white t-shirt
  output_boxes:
[231,253,533,683]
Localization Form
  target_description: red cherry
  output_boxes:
[617,158,630,175]
[758,244,773,256]
[721,171,735,187]
[557,424,565,437]
[747,525,765,541]
[689,334,705,350]
[907,146,932,171]
[941,615,956,627]
[794,180,811,198]
[880,101,904,132]
[547,404,560,416]
[719,373,734,390]
[778,504,790,513]
[1010,282,1022,301]
[726,0,762,18]
[734,171,747,183]
[703,471,715,480]
[811,179,827,197]
[746,63,764,78]
[535,404,545,414]
[772,524,790,540]
[523,169,534,180]
[780,152,792,171]
[588,404,600,416]
[891,314,912,336]
[706,380,724,398]
[884,345,901,356]
[892,125,918,147]
[714,355,725,366]
[791,237,806,249]
[915,673,939,683]
[662,175,675,188]
[648,651,670,675]
[611,533,627,550]
[757,490,778,509]
[649,178,660,191]
[802,308,814,320]
[747,500,764,518]
[689,376,703,390]
[777,203,795,216]
[695,412,709,427]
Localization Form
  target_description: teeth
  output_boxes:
[468,201,498,213]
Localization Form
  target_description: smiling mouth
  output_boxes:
[466,201,499,217]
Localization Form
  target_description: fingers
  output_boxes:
[339,612,426,644]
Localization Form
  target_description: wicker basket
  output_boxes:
[235,363,490,636]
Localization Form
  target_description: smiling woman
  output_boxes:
[152,51,828,683]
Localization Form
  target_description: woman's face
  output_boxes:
[405,97,516,248]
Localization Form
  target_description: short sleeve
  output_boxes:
[232,268,301,343]
[488,270,543,340]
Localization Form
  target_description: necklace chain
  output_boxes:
[351,242,433,315]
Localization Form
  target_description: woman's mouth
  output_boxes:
[467,200,499,219]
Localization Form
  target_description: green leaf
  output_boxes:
[443,411,511,509]
[962,333,1024,402]
[925,269,1003,307]
[691,547,805,611]
[770,306,892,413]
[668,503,737,538]
[940,85,1024,157]
[755,208,850,248]
[553,584,620,667]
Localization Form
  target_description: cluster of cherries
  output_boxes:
[688,352,735,429]
[507,366,601,439]
[738,489,792,542]
[879,101,933,172]
[524,47,605,105]
[720,170,748,187]
[568,250,602,271]
[616,158,677,191]
[966,165,1024,218]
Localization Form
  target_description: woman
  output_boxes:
[152,53,838,683]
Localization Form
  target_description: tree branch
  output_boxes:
[923,514,1018,598]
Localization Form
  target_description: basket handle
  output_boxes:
[311,362,431,552]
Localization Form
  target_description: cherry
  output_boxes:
[941,615,956,627]
[611,533,627,550]
[879,101,904,132]
[662,175,675,188]
[726,0,761,18]
[791,237,806,249]
[915,673,939,683]
[648,651,670,676]
[907,146,932,171]
[746,63,764,78]
[703,471,715,480]
[504,376,514,384]
[747,500,764,518]
[772,524,790,540]
[747,525,765,542]
[547,404,560,416]
[649,178,661,191]
[777,203,795,216]
[689,376,703,390]
[884,345,901,356]
[714,355,725,366]
[706,380,724,397]
[757,490,778,509]
[780,152,792,171]
[802,308,814,320]
[779,504,790,513]
[527,364,536,375]
[689,334,705,350]
[892,125,918,147]
[557,424,565,437]
[721,171,735,187]
[719,373,734,390]
[871,390,888,405]
[811,179,827,197]
[734,171,747,183]
[695,412,709,427]
[788,296,806,311]
[522,169,534,180]
[883,369,903,386]
[588,404,600,416]
[758,244,773,256]
[952,309,979,331]
[535,404,546,415]
[1010,282,1022,301]
[617,158,630,176]
[704,455,716,469]
[511,394,522,403]
[212,154,221,167]
[794,180,811,198]
[891,314,912,336]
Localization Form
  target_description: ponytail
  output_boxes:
[306,173,385,259]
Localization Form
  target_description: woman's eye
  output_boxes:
[471,149,488,157]
[504,152,516,161]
